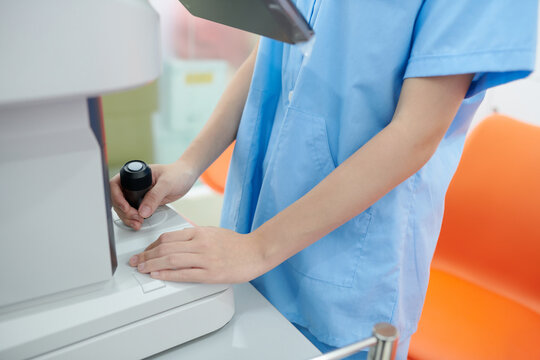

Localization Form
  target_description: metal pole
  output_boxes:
[367,323,399,360]
[309,337,377,360]
[308,323,398,360]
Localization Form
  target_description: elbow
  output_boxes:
[390,118,449,171]
[414,132,445,165]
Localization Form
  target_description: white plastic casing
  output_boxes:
[0,2,234,359]
[0,206,234,360]
[0,0,160,106]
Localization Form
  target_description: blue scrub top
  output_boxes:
[221,0,537,348]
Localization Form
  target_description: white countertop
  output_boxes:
[150,283,322,360]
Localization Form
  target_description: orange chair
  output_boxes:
[200,142,235,194]
[408,115,540,360]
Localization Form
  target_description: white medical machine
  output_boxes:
[0,1,234,359]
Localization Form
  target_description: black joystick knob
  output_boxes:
[120,160,152,210]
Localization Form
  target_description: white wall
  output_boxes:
[471,6,540,128]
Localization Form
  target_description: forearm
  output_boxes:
[253,118,439,264]
[253,74,473,268]
[176,41,259,176]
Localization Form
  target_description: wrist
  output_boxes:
[174,137,213,180]
[248,225,282,272]
[172,158,199,184]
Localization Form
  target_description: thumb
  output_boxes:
[139,181,168,218]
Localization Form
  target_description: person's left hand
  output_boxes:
[129,227,268,283]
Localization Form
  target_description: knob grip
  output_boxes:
[120,160,152,210]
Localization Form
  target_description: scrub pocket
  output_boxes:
[223,88,270,232]
[269,107,372,288]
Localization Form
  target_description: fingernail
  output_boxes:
[150,271,160,277]
[129,255,138,266]
[131,215,143,222]
[140,206,151,218]
[138,262,145,271]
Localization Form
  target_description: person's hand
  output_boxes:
[110,161,198,230]
[129,227,269,283]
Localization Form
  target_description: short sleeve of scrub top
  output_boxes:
[220,0,537,357]
[405,0,537,96]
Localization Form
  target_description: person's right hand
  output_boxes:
[110,161,198,230]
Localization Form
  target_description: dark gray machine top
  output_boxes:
[177,0,314,44]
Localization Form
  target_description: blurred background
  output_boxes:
[103,0,256,225]
[103,0,540,227]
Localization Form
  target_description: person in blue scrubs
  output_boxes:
[112,1,537,358]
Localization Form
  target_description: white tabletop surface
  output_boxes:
[149,282,322,360]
